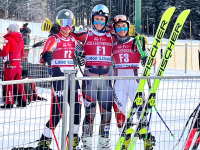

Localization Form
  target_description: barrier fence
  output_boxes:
[147,42,200,73]
[0,70,200,150]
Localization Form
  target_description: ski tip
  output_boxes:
[181,9,191,16]
[168,6,176,12]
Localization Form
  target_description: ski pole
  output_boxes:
[154,106,175,139]
[145,107,153,139]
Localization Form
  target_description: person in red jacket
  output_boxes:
[0,24,27,108]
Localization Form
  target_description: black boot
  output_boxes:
[35,134,52,150]
[16,101,27,107]
[1,104,13,108]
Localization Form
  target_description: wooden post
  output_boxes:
[185,43,188,73]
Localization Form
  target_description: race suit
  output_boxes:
[40,32,82,138]
[0,32,27,105]
[112,37,146,129]
[71,29,114,138]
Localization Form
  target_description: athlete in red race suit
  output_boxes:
[0,24,27,108]
[35,10,82,150]
[70,4,116,150]
[112,15,156,149]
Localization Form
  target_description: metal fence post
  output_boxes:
[61,69,76,150]
[68,70,76,150]
[61,70,69,150]
[185,43,188,73]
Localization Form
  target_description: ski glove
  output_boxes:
[77,56,85,66]
[32,40,46,48]
[40,51,53,65]
[141,56,147,67]
[41,18,52,32]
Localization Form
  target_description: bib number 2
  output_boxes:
[64,51,72,58]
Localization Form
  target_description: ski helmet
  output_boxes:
[91,4,109,26]
[113,15,130,33]
[56,9,75,27]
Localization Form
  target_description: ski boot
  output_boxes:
[97,135,111,150]
[35,134,52,150]
[1,104,13,108]
[82,136,92,150]
[121,134,131,150]
[143,132,156,150]
[66,133,80,150]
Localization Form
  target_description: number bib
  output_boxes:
[113,39,141,69]
[84,30,113,66]
[51,35,75,68]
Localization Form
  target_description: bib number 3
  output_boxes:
[119,53,129,62]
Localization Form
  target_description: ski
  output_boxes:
[183,109,200,149]
[115,6,176,150]
[191,132,200,150]
[171,103,200,150]
[127,9,190,150]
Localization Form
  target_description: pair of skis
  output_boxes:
[116,7,190,150]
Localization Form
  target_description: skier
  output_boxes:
[112,15,155,150]
[35,9,82,150]
[70,4,116,150]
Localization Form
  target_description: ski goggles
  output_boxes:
[57,19,75,27]
[115,26,128,33]
[113,15,128,23]
[61,26,73,30]
[94,20,106,26]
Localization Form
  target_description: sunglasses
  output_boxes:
[57,19,75,27]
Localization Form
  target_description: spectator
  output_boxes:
[0,24,27,108]
[20,23,31,62]
[106,24,115,34]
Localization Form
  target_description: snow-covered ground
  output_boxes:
[0,68,200,150]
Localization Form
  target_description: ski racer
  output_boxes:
[70,4,116,150]
[35,9,82,150]
[112,15,156,150]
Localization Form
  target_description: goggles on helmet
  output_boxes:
[92,4,109,16]
[57,19,75,27]
[113,15,128,23]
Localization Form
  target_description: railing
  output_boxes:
[0,71,200,150]
[147,42,200,73]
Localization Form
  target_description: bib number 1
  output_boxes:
[97,46,105,55]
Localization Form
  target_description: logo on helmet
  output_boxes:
[65,12,70,16]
